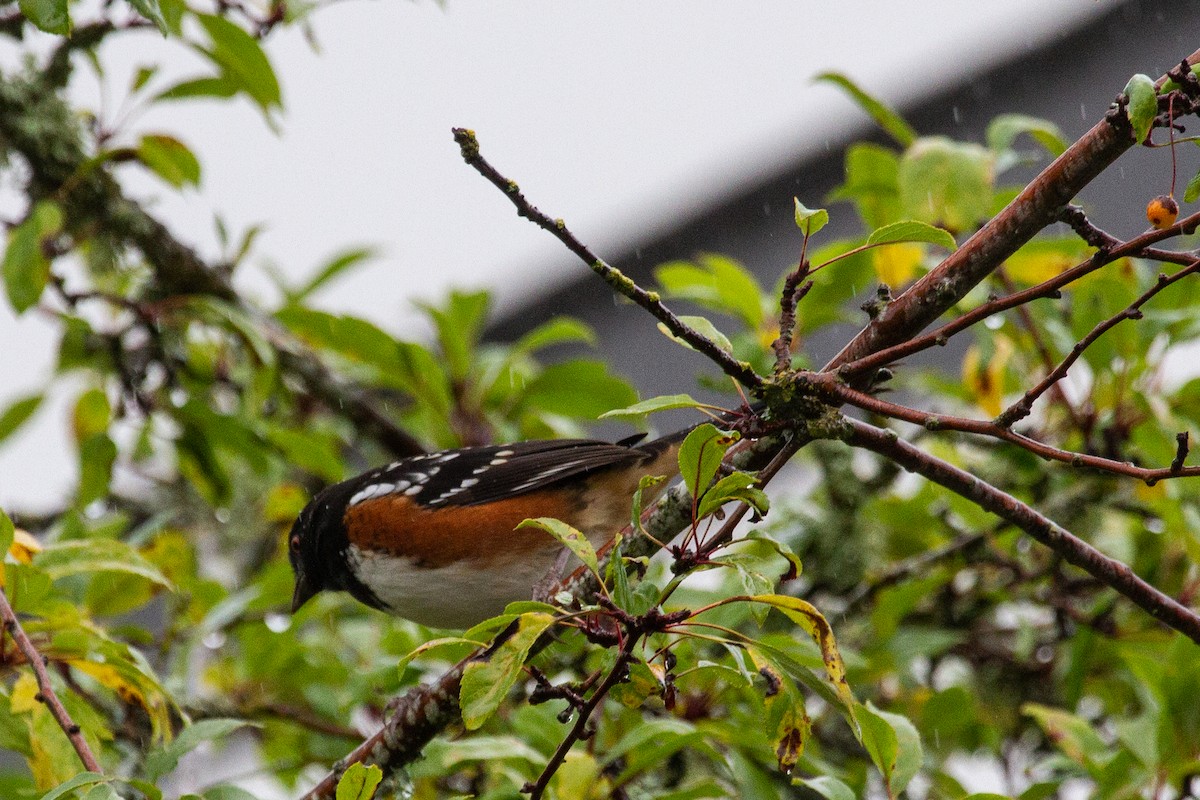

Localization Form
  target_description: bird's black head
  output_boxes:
[287,487,350,613]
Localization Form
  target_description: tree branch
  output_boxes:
[841,416,1200,644]
[0,586,102,772]
[825,48,1200,378]
[807,372,1200,484]
[451,127,763,391]
[998,258,1200,426]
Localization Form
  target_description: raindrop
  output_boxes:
[952,106,961,124]
[1035,645,1054,663]
[1080,104,1087,120]
[984,316,1003,330]
[1145,517,1165,534]
[214,508,230,524]
[203,631,227,650]
[84,500,107,519]
[264,612,290,633]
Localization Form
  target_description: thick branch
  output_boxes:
[825,48,1200,377]
[0,587,102,772]
[842,417,1200,644]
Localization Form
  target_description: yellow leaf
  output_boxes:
[871,242,924,287]
[69,660,171,742]
[10,672,40,712]
[963,337,1014,417]
[10,529,41,562]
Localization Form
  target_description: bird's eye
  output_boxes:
[290,534,301,551]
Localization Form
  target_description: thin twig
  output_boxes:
[997,258,1200,427]
[773,264,813,375]
[524,631,641,799]
[841,417,1200,644]
[833,208,1200,381]
[451,128,762,391]
[806,372,1200,485]
[0,587,102,772]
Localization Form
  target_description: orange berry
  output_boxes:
[1146,194,1179,229]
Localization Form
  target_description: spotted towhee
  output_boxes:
[287,430,688,628]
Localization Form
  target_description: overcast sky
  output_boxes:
[0,2,1110,511]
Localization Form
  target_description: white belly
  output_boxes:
[348,544,560,629]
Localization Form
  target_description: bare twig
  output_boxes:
[841,417,1200,644]
[452,127,762,391]
[0,587,102,772]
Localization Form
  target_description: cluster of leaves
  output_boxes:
[3,3,1200,800]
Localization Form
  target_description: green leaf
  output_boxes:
[460,612,556,730]
[519,360,637,419]
[155,76,239,103]
[513,317,596,353]
[417,290,490,382]
[653,254,765,330]
[1123,73,1158,143]
[827,142,902,229]
[4,201,63,314]
[857,701,922,795]
[898,136,994,234]
[335,763,383,800]
[656,315,732,353]
[986,114,1068,165]
[137,134,201,188]
[35,539,173,589]
[0,508,13,555]
[794,776,857,800]
[73,388,111,444]
[815,72,917,147]
[18,0,69,35]
[696,471,769,520]
[677,423,738,499]
[600,393,706,420]
[77,434,117,505]
[289,248,377,303]
[517,518,600,581]
[0,394,42,445]
[793,198,829,236]
[125,0,168,34]
[37,772,107,800]
[145,719,255,781]
[196,14,282,112]
[1023,702,1111,768]
[1184,167,1200,204]
[866,220,957,251]
[395,637,484,673]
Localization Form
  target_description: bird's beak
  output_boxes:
[291,571,319,613]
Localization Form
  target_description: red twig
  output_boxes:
[998,258,1200,427]
[0,587,102,773]
[833,208,1200,381]
[807,372,1200,485]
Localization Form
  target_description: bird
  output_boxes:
[287,430,688,629]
